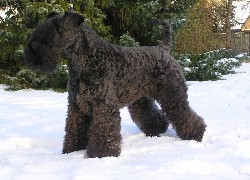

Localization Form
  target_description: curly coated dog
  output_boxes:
[24,12,206,158]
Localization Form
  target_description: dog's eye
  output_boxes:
[56,27,64,35]
[54,23,63,33]
[31,41,38,50]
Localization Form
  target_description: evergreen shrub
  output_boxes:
[177,48,242,81]
[2,63,68,91]
[119,32,139,47]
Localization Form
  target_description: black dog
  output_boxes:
[24,12,206,158]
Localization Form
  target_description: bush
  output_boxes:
[177,48,242,81]
[50,63,68,91]
[2,63,68,92]
[235,52,250,63]
[119,32,139,47]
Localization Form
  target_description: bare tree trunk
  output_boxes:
[226,0,233,50]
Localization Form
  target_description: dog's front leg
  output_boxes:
[87,103,122,158]
[62,105,92,154]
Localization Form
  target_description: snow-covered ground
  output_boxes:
[0,63,250,180]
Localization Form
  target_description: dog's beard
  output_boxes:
[23,47,62,74]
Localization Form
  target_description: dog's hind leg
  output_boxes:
[155,59,206,142]
[128,97,169,137]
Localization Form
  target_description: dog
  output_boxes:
[24,12,206,158]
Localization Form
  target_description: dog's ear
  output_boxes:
[47,12,58,19]
[63,12,84,31]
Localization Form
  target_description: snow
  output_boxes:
[0,63,250,179]
[0,9,7,19]
[0,9,5,16]
[217,58,239,64]
[184,67,191,72]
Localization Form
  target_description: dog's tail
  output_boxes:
[149,19,172,52]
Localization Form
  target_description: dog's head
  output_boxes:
[23,12,84,74]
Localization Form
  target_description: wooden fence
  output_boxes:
[233,32,250,53]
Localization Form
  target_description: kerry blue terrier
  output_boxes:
[24,12,206,158]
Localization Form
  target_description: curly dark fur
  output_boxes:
[24,12,206,158]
